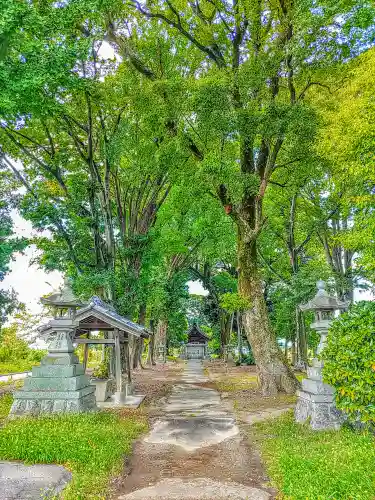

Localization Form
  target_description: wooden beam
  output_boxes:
[74,338,116,345]
[78,322,113,330]
[114,328,122,393]
[83,344,89,371]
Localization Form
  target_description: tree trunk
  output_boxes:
[155,318,168,361]
[295,306,307,369]
[132,338,144,369]
[132,303,146,369]
[146,319,156,366]
[219,311,232,356]
[238,229,298,395]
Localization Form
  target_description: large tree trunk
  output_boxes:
[238,230,298,395]
[295,307,307,369]
[132,303,146,369]
[155,318,168,361]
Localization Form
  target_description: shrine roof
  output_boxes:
[187,324,209,343]
[74,297,149,338]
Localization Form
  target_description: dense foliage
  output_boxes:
[1,0,375,392]
[323,301,375,424]
[0,324,45,373]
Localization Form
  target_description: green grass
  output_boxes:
[0,392,13,424]
[253,411,375,499]
[0,360,38,374]
[216,374,258,392]
[0,411,147,499]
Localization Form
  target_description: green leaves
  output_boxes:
[219,292,251,313]
[323,301,375,424]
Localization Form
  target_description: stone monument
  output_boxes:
[295,280,348,430]
[10,282,97,416]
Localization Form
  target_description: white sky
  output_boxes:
[1,212,63,313]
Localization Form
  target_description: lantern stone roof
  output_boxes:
[40,280,85,308]
[73,297,149,338]
[300,280,349,312]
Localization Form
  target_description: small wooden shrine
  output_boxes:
[73,296,149,402]
[182,324,209,359]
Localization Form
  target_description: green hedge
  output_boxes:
[323,301,375,424]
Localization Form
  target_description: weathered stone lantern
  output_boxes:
[10,281,97,416]
[295,280,349,430]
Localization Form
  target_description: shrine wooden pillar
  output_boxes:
[83,333,89,371]
[113,328,122,394]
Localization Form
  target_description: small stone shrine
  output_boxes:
[295,280,348,430]
[10,282,97,416]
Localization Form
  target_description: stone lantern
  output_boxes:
[295,280,349,430]
[10,281,97,416]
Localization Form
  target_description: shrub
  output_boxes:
[0,325,29,362]
[27,349,47,363]
[322,301,375,424]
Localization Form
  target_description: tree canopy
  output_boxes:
[1,0,375,393]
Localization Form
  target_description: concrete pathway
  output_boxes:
[0,462,71,499]
[118,360,272,500]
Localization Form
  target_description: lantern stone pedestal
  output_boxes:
[295,359,343,430]
[295,281,348,431]
[10,328,97,417]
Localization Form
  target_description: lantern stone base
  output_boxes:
[295,390,344,430]
[10,351,97,417]
[295,361,344,430]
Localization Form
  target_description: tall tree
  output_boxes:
[0,164,26,328]
[101,0,372,393]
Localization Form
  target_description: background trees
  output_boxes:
[1,0,375,394]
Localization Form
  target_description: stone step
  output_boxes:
[32,364,85,378]
[297,389,335,403]
[13,384,96,400]
[23,374,90,392]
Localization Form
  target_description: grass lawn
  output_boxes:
[253,411,375,500]
[0,392,13,424]
[0,392,147,499]
[215,373,258,392]
[0,360,39,374]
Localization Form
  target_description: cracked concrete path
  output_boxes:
[117,360,273,500]
[0,461,71,499]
